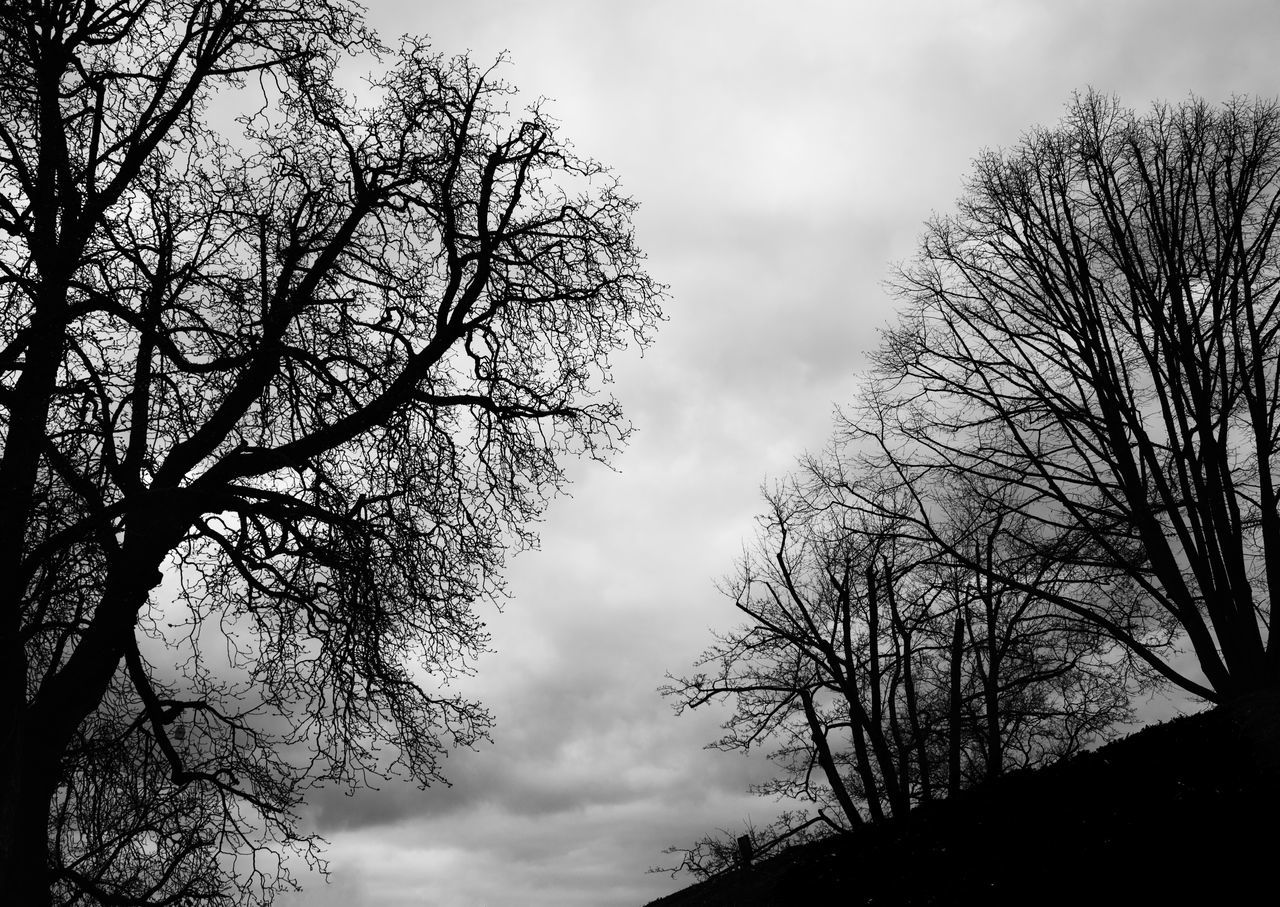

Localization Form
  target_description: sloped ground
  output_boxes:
[647,693,1280,906]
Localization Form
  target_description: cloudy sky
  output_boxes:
[276,2,1280,904]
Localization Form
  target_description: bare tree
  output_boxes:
[664,485,911,830]
[847,92,1280,703]
[663,473,1129,863]
[0,2,662,903]
[925,484,1137,785]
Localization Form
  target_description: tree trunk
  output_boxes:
[888,568,931,802]
[850,718,883,823]
[862,567,910,817]
[800,690,863,827]
[980,569,1002,782]
[984,669,1002,781]
[0,723,58,906]
[865,567,883,736]
[0,529,177,904]
[886,663,909,804]
[948,613,965,797]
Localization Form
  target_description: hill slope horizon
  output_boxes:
[648,691,1280,906]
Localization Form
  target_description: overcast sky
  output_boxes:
[276,2,1280,904]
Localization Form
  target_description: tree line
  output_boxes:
[664,91,1280,876]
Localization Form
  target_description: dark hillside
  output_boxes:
[648,693,1280,906]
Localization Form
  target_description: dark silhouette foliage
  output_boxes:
[849,92,1280,702]
[0,2,661,903]
[663,476,1135,871]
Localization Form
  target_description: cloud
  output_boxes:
[277,1,1278,904]
[305,616,777,832]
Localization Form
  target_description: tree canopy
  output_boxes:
[0,2,662,903]
[852,92,1280,702]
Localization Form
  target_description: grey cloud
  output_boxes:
[277,1,1280,904]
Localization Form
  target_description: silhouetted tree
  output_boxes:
[921,482,1137,785]
[845,92,1280,703]
[0,2,662,903]
[664,475,1129,857]
[664,486,910,830]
